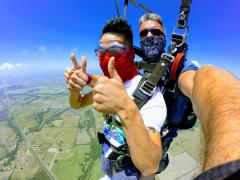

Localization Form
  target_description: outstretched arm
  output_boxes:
[191,66,240,171]
[93,57,162,175]
[118,100,162,176]
[178,70,197,100]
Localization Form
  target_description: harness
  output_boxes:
[98,115,135,173]
[132,0,195,172]
[98,0,194,174]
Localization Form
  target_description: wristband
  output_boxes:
[86,73,93,85]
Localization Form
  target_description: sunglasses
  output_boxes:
[95,45,129,57]
[140,29,164,38]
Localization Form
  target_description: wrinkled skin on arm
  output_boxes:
[191,66,240,171]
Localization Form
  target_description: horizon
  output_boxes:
[0,0,239,79]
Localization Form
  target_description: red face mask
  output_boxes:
[99,49,138,83]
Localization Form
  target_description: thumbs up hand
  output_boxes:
[65,53,90,93]
[92,57,131,114]
[107,57,122,82]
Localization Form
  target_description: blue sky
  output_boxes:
[0,0,239,77]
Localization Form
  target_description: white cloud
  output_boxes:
[0,63,14,70]
[16,63,23,67]
[0,62,27,70]
[38,45,47,52]
[21,49,29,54]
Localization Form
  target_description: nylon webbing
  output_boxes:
[133,54,174,109]
[179,0,192,26]
[181,0,192,10]
[135,61,158,73]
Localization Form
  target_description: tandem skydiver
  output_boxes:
[64,17,167,179]
[136,13,240,179]
[136,13,199,160]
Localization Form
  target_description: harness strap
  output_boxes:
[97,131,133,172]
[133,53,174,109]
[180,0,192,22]
[170,52,185,81]
[134,61,158,73]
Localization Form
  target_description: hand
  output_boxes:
[64,53,81,83]
[93,57,131,114]
[65,53,89,93]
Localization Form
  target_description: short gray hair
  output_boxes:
[139,13,166,35]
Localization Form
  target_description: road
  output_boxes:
[11,107,58,180]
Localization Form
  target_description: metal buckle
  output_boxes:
[177,11,187,28]
[139,80,156,97]
[171,26,188,48]
[161,53,175,63]
[114,153,131,171]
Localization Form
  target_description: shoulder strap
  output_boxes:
[133,53,175,109]
[170,52,185,81]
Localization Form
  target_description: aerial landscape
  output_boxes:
[1,0,238,179]
[0,74,203,180]
[0,76,106,179]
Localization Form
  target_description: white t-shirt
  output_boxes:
[124,75,167,132]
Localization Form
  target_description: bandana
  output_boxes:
[99,49,138,83]
[140,36,166,63]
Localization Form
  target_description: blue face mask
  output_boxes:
[140,36,166,63]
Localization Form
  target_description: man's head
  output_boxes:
[100,17,133,48]
[139,13,166,62]
[96,17,137,83]
[139,13,166,39]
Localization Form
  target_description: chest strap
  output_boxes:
[133,53,174,109]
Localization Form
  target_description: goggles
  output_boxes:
[95,45,129,57]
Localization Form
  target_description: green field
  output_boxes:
[0,81,107,179]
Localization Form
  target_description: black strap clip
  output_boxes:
[113,153,132,172]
